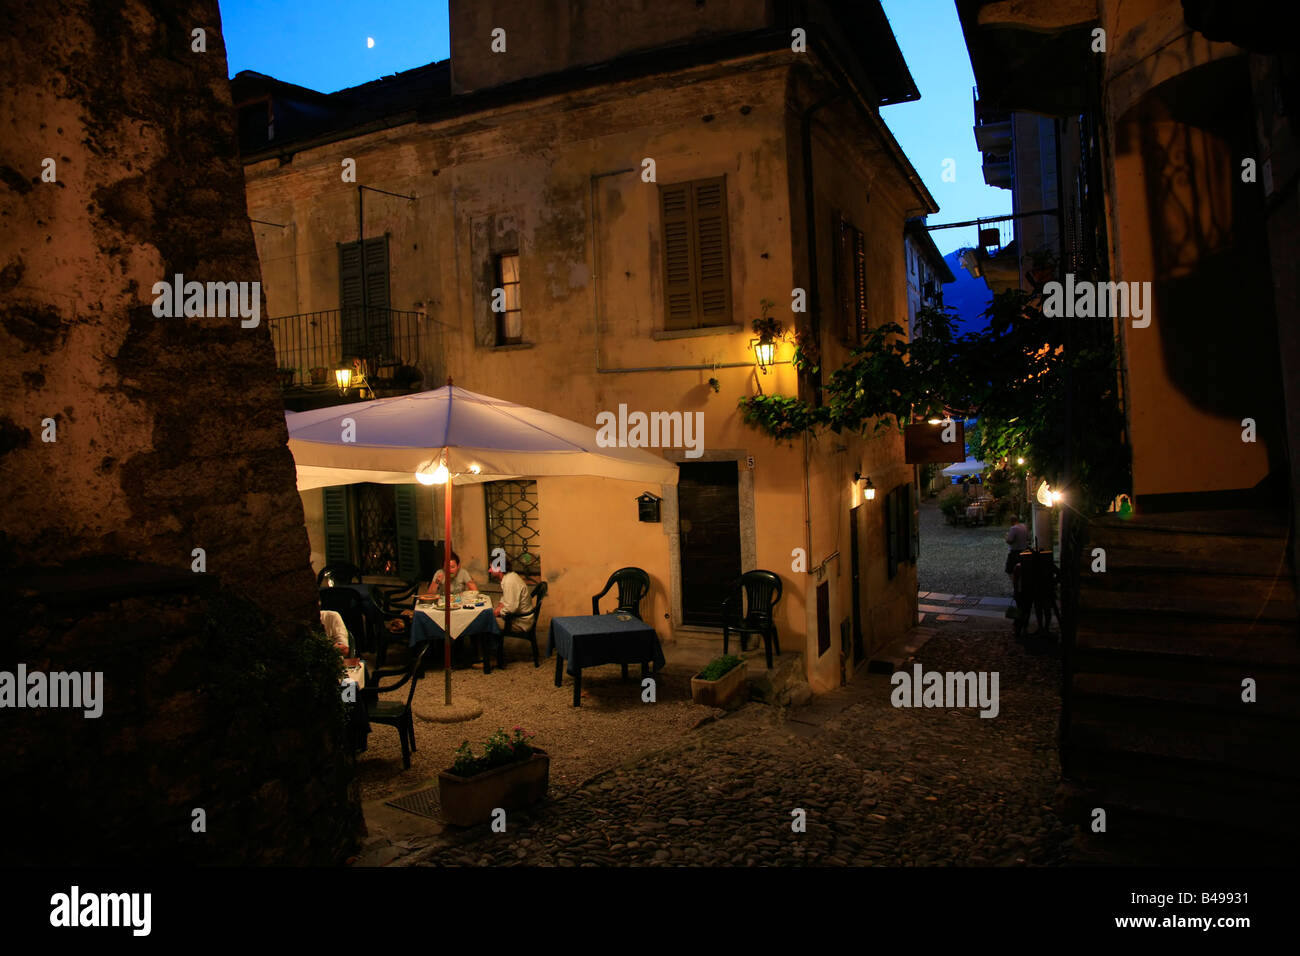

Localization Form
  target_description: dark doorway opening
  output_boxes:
[678,460,742,627]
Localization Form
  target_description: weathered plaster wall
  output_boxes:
[0,0,355,864]
[1102,0,1278,498]
[0,0,318,626]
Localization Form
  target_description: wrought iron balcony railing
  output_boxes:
[269,306,425,388]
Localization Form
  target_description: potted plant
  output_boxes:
[277,367,296,387]
[438,726,549,827]
[690,654,747,708]
[309,366,329,385]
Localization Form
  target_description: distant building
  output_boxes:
[237,0,940,692]
[903,218,955,334]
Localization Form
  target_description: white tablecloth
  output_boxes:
[415,597,495,640]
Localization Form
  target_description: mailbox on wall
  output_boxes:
[637,492,662,523]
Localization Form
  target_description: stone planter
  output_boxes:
[691,661,748,708]
[438,750,549,827]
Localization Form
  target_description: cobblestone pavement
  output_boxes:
[403,617,1075,867]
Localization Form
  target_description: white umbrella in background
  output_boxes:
[941,459,986,477]
[286,381,679,705]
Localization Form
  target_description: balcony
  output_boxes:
[269,307,429,409]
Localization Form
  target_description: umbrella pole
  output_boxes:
[444,475,453,705]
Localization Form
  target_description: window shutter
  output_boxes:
[339,237,390,363]
[853,228,868,342]
[885,487,899,579]
[692,178,731,325]
[394,484,420,583]
[660,184,696,330]
[323,486,352,567]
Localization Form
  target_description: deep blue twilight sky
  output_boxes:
[218,0,1010,256]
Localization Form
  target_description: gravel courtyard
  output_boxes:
[397,616,1074,867]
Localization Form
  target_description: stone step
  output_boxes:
[1074,613,1300,668]
[1077,569,1298,621]
[1085,534,1291,576]
[1071,671,1300,720]
[1061,753,1300,839]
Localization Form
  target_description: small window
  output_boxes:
[494,252,522,345]
[485,479,541,575]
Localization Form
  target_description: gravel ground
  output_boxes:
[355,640,714,802]
[918,497,1018,598]
[402,620,1074,867]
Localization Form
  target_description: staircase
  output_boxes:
[1064,510,1300,856]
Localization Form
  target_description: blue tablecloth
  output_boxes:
[548,615,665,676]
[410,606,500,647]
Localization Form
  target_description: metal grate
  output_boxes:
[385,786,442,820]
[356,484,399,576]
[485,480,541,576]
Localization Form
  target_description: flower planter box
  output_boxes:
[309,366,329,385]
[438,750,549,827]
[691,661,748,708]
[277,368,296,387]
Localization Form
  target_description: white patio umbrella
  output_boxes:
[941,459,987,477]
[286,381,679,705]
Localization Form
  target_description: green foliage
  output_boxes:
[937,487,966,518]
[751,298,782,342]
[696,655,743,682]
[737,297,1130,516]
[450,726,536,777]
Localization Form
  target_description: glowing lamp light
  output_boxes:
[1016,457,1025,466]
[854,471,876,501]
[468,464,481,475]
[927,419,943,425]
[334,365,353,393]
[415,458,450,485]
[1036,480,1064,507]
[752,338,777,371]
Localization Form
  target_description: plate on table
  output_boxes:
[616,613,632,622]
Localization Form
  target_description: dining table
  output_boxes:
[409,593,503,672]
[548,614,666,707]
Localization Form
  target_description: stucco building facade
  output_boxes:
[238,0,938,693]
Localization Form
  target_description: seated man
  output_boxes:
[490,557,535,634]
[422,550,477,599]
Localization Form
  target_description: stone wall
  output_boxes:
[0,0,358,862]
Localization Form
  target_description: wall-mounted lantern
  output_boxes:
[750,337,776,372]
[853,471,876,501]
[334,364,353,394]
[637,492,662,523]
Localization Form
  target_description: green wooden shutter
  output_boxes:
[692,178,731,326]
[660,183,696,330]
[323,486,352,566]
[394,484,420,583]
[339,237,390,362]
